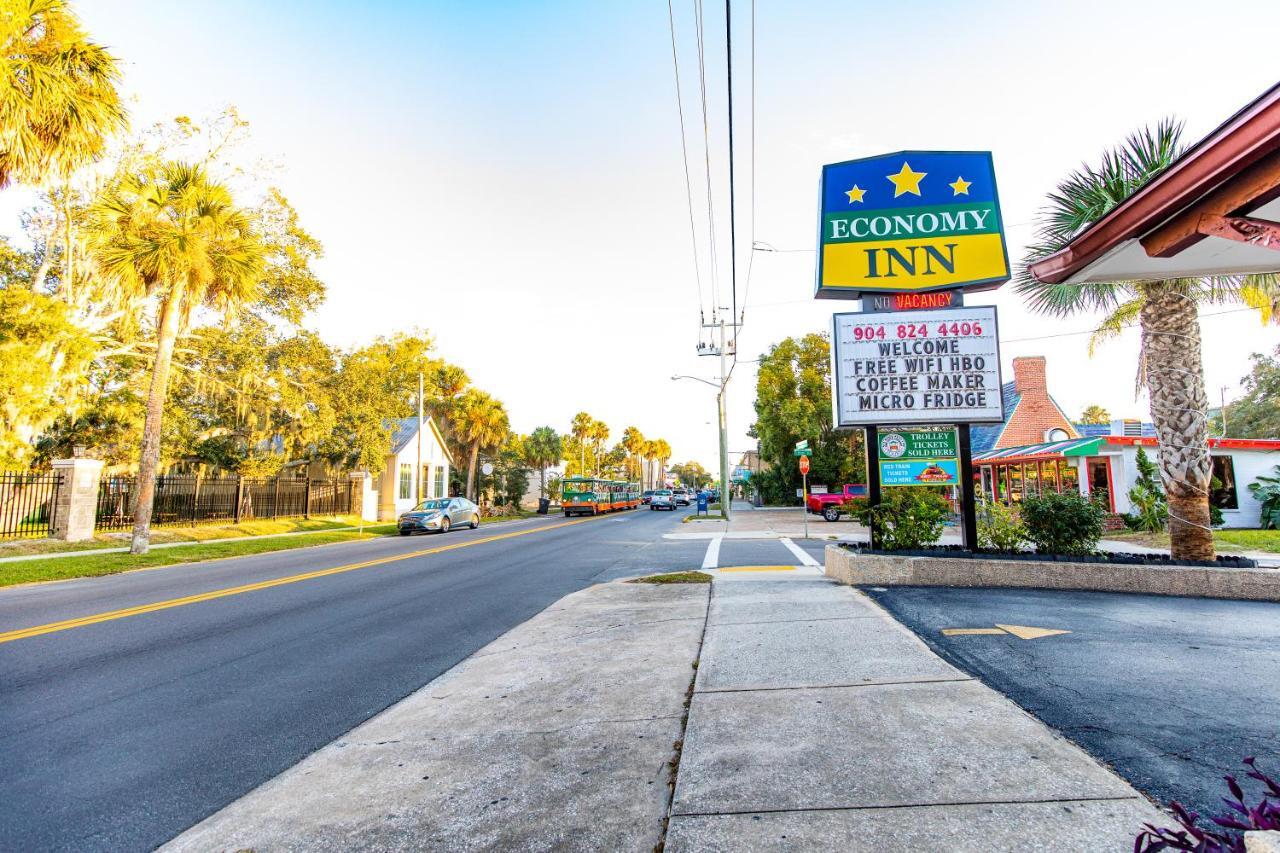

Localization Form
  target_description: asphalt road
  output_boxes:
[866,586,1280,821]
[0,506,734,852]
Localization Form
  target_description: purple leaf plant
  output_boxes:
[1135,757,1280,853]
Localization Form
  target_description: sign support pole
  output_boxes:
[957,424,978,552]
[802,470,809,540]
[865,425,881,550]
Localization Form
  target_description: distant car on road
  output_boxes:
[673,488,691,506]
[398,497,480,535]
[641,490,656,505]
[650,489,676,511]
[806,484,868,521]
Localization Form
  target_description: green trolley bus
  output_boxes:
[562,478,641,516]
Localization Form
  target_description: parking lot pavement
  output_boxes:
[865,586,1280,820]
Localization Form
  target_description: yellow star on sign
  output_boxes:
[844,184,866,204]
[949,176,972,196]
[887,162,926,197]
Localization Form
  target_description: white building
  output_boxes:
[376,417,455,521]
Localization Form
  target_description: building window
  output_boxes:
[1058,459,1078,495]
[1024,461,1039,498]
[1008,464,1023,502]
[420,465,430,499]
[1087,459,1112,511]
[399,464,412,499]
[434,465,446,498]
[1210,456,1239,510]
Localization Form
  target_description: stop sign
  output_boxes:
[798,455,810,474]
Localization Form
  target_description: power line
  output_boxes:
[666,0,705,321]
[693,0,721,319]
[724,0,739,332]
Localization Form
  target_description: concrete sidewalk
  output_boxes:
[665,571,1166,851]
[165,571,1170,851]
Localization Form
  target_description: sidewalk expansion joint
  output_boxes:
[708,614,885,627]
[468,617,705,657]
[694,676,974,695]
[670,793,1148,819]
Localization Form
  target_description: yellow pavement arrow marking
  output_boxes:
[996,624,1072,640]
[941,628,1007,636]
[0,515,604,645]
[717,565,797,573]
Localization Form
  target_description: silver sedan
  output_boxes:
[398,497,481,535]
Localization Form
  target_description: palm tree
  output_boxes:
[0,0,127,187]
[455,389,509,500]
[652,438,672,488]
[569,411,592,476]
[621,426,646,484]
[524,426,562,498]
[88,161,264,554]
[1015,120,1280,560]
[588,419,609,476]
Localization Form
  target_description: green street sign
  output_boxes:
[877,428,958,487]
[793,449,811,458]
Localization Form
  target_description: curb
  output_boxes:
[825,545,1280,602]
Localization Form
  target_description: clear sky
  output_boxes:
[5,1,1279,472]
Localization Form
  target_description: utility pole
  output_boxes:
[695,313,738,521]
[416,372,424,504]
[1221,386,1230,437]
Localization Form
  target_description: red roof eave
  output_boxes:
[1106,436,1280,452]
[1029,82,1280,284]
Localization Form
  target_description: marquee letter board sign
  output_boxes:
[830,305,1004,427]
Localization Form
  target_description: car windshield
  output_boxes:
[655,490,672,495]
[412,499,449,511]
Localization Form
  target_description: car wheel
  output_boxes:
[470,516,479,529]
[440,516,451,533]
[823,507,840,522]
[399,529,410,536]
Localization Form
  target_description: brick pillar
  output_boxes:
[51,457,104,542]
[350,471,379,522]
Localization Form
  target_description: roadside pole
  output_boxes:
[958,424,979,551]
[718,319,731,522]
[416,372,424,505]
[866,425,881,550]
[799,453,810,539]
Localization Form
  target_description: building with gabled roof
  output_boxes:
[376,416,455,520]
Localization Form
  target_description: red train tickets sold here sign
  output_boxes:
[830,306,1004,427]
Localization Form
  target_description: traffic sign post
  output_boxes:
[798,454,810,539]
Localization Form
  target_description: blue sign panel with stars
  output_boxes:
[815,150,1009,298]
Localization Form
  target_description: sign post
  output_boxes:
[815,149,1010,553]
[798,453,810,540]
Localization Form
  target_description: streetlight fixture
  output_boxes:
[671,374,730,520]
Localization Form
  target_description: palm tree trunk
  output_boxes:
[1140,285,1214,561]
[130,293,182,555]
[467,443,480,501]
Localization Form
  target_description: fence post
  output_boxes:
[190,474,202,527]
[273,478,281,521]
[234,476,244,524]
[50,457,104,541]
[304,478,312,519]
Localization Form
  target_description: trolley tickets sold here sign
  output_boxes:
[830,305,1004,426]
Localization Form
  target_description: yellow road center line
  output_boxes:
[0,515,602,645]
[717,565,797,573]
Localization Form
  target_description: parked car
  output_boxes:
[398,497,480,535]
[805,484,868,521]
[641,490,656,505]
[673,488,691,506]
[650,489,676,511]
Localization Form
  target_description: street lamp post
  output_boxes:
[672,372,730,521]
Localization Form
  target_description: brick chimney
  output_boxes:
[1012,356,1047,395]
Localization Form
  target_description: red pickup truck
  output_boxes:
[805,484,868,521]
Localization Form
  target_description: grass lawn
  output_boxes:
[629,571,713,584]
[0,523,398,589]
[0,515,369,558]
[1102,528,1280,553]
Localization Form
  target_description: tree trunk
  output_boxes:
[1139,285,1214,561]
[130,293,183,555]
[466,442,479,501]
[539,464,546,498]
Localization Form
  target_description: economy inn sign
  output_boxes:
[815,150,1010,297]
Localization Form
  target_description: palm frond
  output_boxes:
[1087,298,1144,356]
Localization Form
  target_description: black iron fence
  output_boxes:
[0,471,62,540]
[96,476,358,531]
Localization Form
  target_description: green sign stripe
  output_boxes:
[823,202,1000,245]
